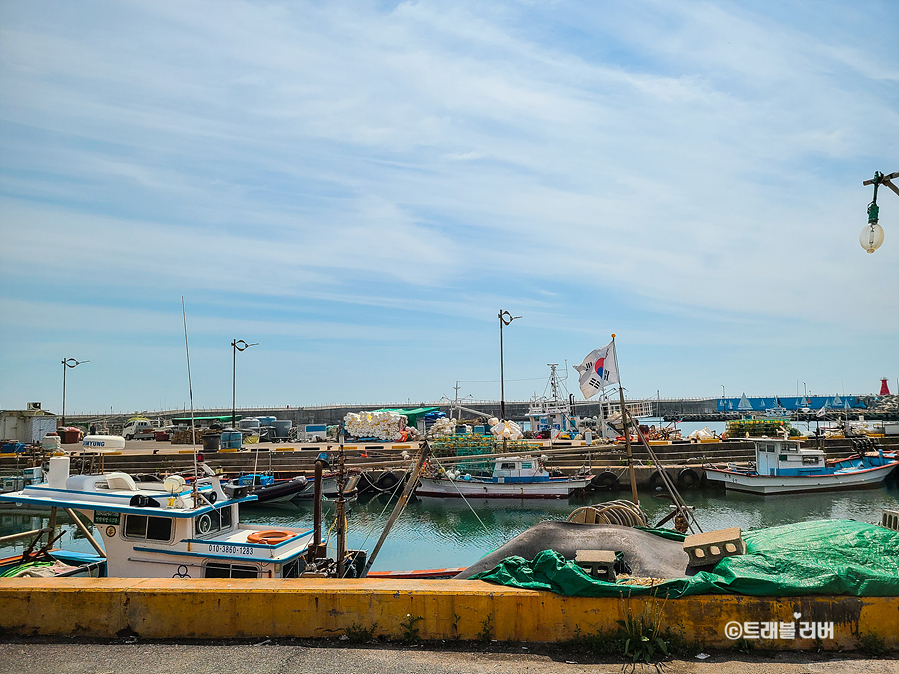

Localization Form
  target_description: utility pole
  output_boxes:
[498,310,521,420]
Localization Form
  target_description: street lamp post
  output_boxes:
[61,358,89,427]
[231,339,258,429]
[498,310,521,421]
[861,170,898,253]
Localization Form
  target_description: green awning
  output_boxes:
[372,407,440,426]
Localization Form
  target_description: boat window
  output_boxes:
[218,506,233,529]
[765,445,774,452]
[146,517,173,541]
[204,562,259,579]
[123,514,173,542]
[282,558,307,578]
[194,507,233,537]
[802,456,819,465]
[500,463,516,470]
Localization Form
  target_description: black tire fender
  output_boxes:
[677,468,700,489]
[376,471,400,490]
[649,470,666,490]
[592,471,620,490]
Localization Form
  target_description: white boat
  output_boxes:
[703,437,898,495]
[0,455,321,578]
[416,456,591,499]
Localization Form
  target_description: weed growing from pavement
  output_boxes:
[478,614,494,642]
[731,638,754,654]
[344,622,377,643]
[400,615,423,643]
[615,593,672,664]
[859,632,886,657]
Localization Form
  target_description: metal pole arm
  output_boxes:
[863,170,899,185]
[863,171,899,197]
[882,179,899,198]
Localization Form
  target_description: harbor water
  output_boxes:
[3,481,898,573]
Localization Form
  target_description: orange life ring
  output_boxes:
[247,529,296,545]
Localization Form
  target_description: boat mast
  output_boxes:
[181,297,199,506]
[335,425,347,577]
[611,334,639,505]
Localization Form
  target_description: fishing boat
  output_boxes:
[703,437,898,495]
[227,473,308,505]
[416,456,591,499]
[0,454,369,578]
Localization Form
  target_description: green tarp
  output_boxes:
[372,407,440,427]
[470,519,899,597]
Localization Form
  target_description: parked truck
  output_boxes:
[122,418,156,440]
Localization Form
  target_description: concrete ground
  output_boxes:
[0,640,895,674]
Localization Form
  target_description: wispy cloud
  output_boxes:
[1,0,897,408]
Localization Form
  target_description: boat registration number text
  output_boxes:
[207,544,254,556]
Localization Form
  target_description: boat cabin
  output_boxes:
[753,438,826,477]
[490,457,549,483]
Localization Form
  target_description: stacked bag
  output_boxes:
[488,417,524,441]
[344,411,419,442]
[429,417,456,437]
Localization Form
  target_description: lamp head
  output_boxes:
[860,218,884,254]
[62,358,89,368]
[232,339,259,352]
[498,310,521,326]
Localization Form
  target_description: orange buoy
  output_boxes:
[247,529,296,545]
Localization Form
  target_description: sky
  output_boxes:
[1,0,897,417]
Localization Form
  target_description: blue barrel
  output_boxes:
[221,431,242,449]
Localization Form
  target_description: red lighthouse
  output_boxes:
[881,378,891,396]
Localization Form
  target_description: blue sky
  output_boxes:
[1,0,897,416]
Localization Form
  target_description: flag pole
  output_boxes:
[611,333,639,505]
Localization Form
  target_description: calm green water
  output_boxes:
[3,480,898,572]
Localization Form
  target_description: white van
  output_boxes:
[122,418,155,440]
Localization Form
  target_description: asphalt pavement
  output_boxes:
[0,639,895,674]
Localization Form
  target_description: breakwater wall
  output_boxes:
[0,578,895,650]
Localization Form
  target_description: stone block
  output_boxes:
[683,527,745,567]
[882,509,899,532]
[575,549,616,581]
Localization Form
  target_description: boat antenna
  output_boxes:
[182,297,198,506]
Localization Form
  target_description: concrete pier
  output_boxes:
[0,578,896,651]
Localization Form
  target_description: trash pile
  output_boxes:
[344,410,419,442]
[489,417,524,441]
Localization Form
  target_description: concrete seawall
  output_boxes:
[1,578,896,650]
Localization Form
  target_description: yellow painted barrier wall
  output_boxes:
[1,578,896,650]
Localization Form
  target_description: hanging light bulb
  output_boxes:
[858,171,899,253]
[860,222,884,254]
[860,196,884,253]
